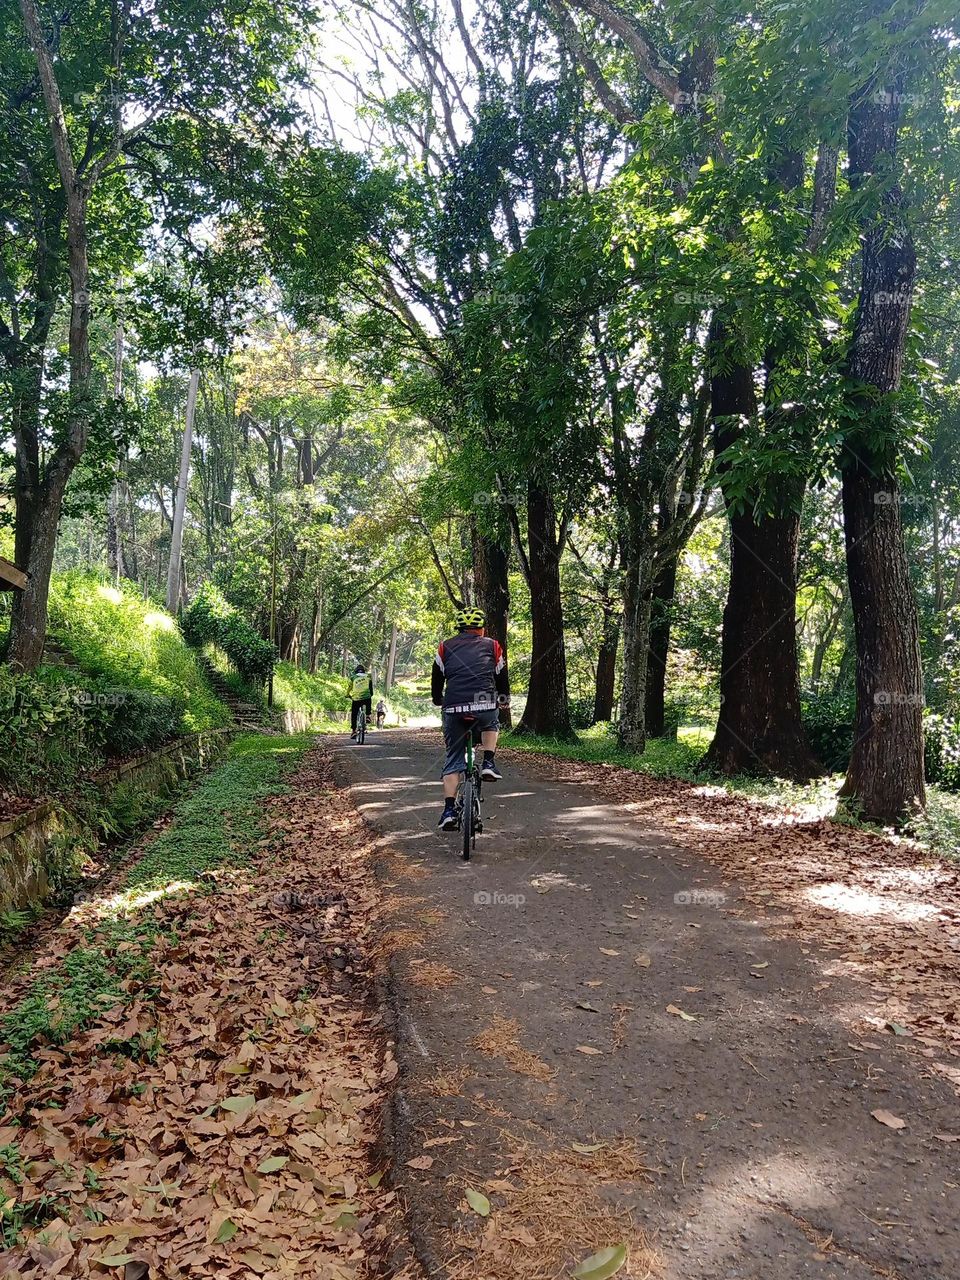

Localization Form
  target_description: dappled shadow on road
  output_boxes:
[514,750,960,1086]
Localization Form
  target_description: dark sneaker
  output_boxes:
[481,757,503,781]
[438,804,458,831]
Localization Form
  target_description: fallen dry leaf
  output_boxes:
[871,1109,906,1131]
[666,1004,698,1022]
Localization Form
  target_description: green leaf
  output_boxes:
[257,1155,289,1173]
[465,1187,491,1216]
[571,1244,628,1279]
[215,1218,238,1243]
[97,1255,137,1269]
[221,1094,256,1115]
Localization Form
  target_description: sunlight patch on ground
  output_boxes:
[673,810,740,832]
[682,1150,840,1272]
[73,879,196,922]
[804,882,939,923]
[529,871,591,892]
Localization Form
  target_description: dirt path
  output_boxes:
[330,728,960,1280]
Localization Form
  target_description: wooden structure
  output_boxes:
[0,556,27,591]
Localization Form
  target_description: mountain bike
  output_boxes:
[455,716,483,860]
[356,703,367,744]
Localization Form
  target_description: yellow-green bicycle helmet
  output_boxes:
[454,606,485,631]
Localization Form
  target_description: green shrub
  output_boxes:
[182,584,274,685]
[567,694,597,730]
[93,686,180,757]
[0,668,183,795]
[0,573,228,798]
[384,678,438,723]
[272,661,347,724]
[47,571,227,732]
[0,666,93,792]
[924,713,960,791]
[801,687,855,772]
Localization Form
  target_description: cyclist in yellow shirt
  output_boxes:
[348,664,373,738]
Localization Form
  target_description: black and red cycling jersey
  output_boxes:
[431,630,508,713]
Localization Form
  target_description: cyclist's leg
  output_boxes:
[477,707,502,779]
[350,700,359,734]
[439,713,467,828]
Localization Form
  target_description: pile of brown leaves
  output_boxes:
[0,747,419,1279]
[452,1138,655,1280]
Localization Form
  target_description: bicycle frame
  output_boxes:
[457,721,483,860]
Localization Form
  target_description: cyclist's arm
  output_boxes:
[493,640,510,704]
[431,643,446,706]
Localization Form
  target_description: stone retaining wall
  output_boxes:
[0,729,232,914]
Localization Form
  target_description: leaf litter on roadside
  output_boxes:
[450,1138,654,1280]
[0,745,420,1279]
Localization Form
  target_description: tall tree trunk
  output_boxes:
[386,622,399,688]
[704,321,817,779]
[645,548,679,738]
[12,358,43,571]
[308,596,321,673]
[122,474,139,581]
[593,602,620,722]
[838,35,924,822]
[106,487,122,577]
[706,506,816,777]
[107,320,128,579]
[279,617,300,663]
[810,588,846,686]
[618,505,654,751]
[165,369,200,613]
[7,27,92,672]
[473,520,512,727]
[515,485,572,738]
[7,466,71,668]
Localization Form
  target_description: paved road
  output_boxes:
[329,728,959,1280]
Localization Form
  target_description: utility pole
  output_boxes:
[166,368,200,614]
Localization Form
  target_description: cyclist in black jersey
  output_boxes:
[431,607,509,830]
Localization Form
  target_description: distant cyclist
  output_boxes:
[375,698,387,728]
[348,664,373,739]
[431,606,508,831]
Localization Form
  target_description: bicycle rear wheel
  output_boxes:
[357,709,366,744]
[460,774,473,860]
